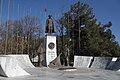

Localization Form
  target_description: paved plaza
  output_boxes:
[0,67,120,80]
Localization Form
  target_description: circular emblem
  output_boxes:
[48,42,55,50]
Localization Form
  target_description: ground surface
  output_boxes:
[0,67,120,80]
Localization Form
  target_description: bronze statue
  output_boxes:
[45,15,55,35]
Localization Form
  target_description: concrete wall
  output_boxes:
[73,56,93,68]
[8,55,35,69]
[91,57,112,69]
[0,56,30,77]
[111,58,120,71]
[106,58,117,70]
[73,56,120,71]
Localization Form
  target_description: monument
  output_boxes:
[45,15,55,35]
[45,15,57,66]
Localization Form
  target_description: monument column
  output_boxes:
[45,15,57,66]
[46,36,57,66]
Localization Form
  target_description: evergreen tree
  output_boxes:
[59,1,120,58]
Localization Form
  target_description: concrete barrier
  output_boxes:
[8,55,35,69]
[91,57,112,69]
[111,58,120,71]
[73,56,93,68]
[0,56,30,77]
[106,58,117,70]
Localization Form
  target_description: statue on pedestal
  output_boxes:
[45,15,55,35]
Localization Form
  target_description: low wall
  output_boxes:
[0,55,30,77]
[111,58,120,71]
[73,56,93,68]
[106,58,117,70]
[73,56,120,71]
[91,57,112,69]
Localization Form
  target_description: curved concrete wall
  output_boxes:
[73,56,93,68]
[8,55,35,69]
[91,57,112,69]
[0,56,30,77]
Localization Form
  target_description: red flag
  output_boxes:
[44,4,47,12]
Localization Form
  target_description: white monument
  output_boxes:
[46,36,57,66]
[45,15,57,66]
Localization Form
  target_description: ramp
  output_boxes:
[91,57,112,69]
[8,55,35,69]
[0,56,30,77]
[111,58,120,71]
[73,56,93,68]
[106,58,117,70]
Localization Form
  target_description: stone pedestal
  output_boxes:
[46,36,57,66]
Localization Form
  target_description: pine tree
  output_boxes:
[59,1,120,58]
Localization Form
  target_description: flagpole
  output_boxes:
[16,4,19,54]
[22,7,26,54]
[5,0,10,54]
[0,0,3,28]
[21,7,25,54]
[78,1,81,55]
[28,8,31,55]
[11,1,14,53]
[21,28,24,54]
[71,10,74,66]
[33,8,37,63]
[44,11,46,54]
[61,5,64,58]
[67,14,69,66]
[78,11,80,55]
[0,0,3,53]
[44,4,47,53]
[78,19,80,55]
[73,16,74,58]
